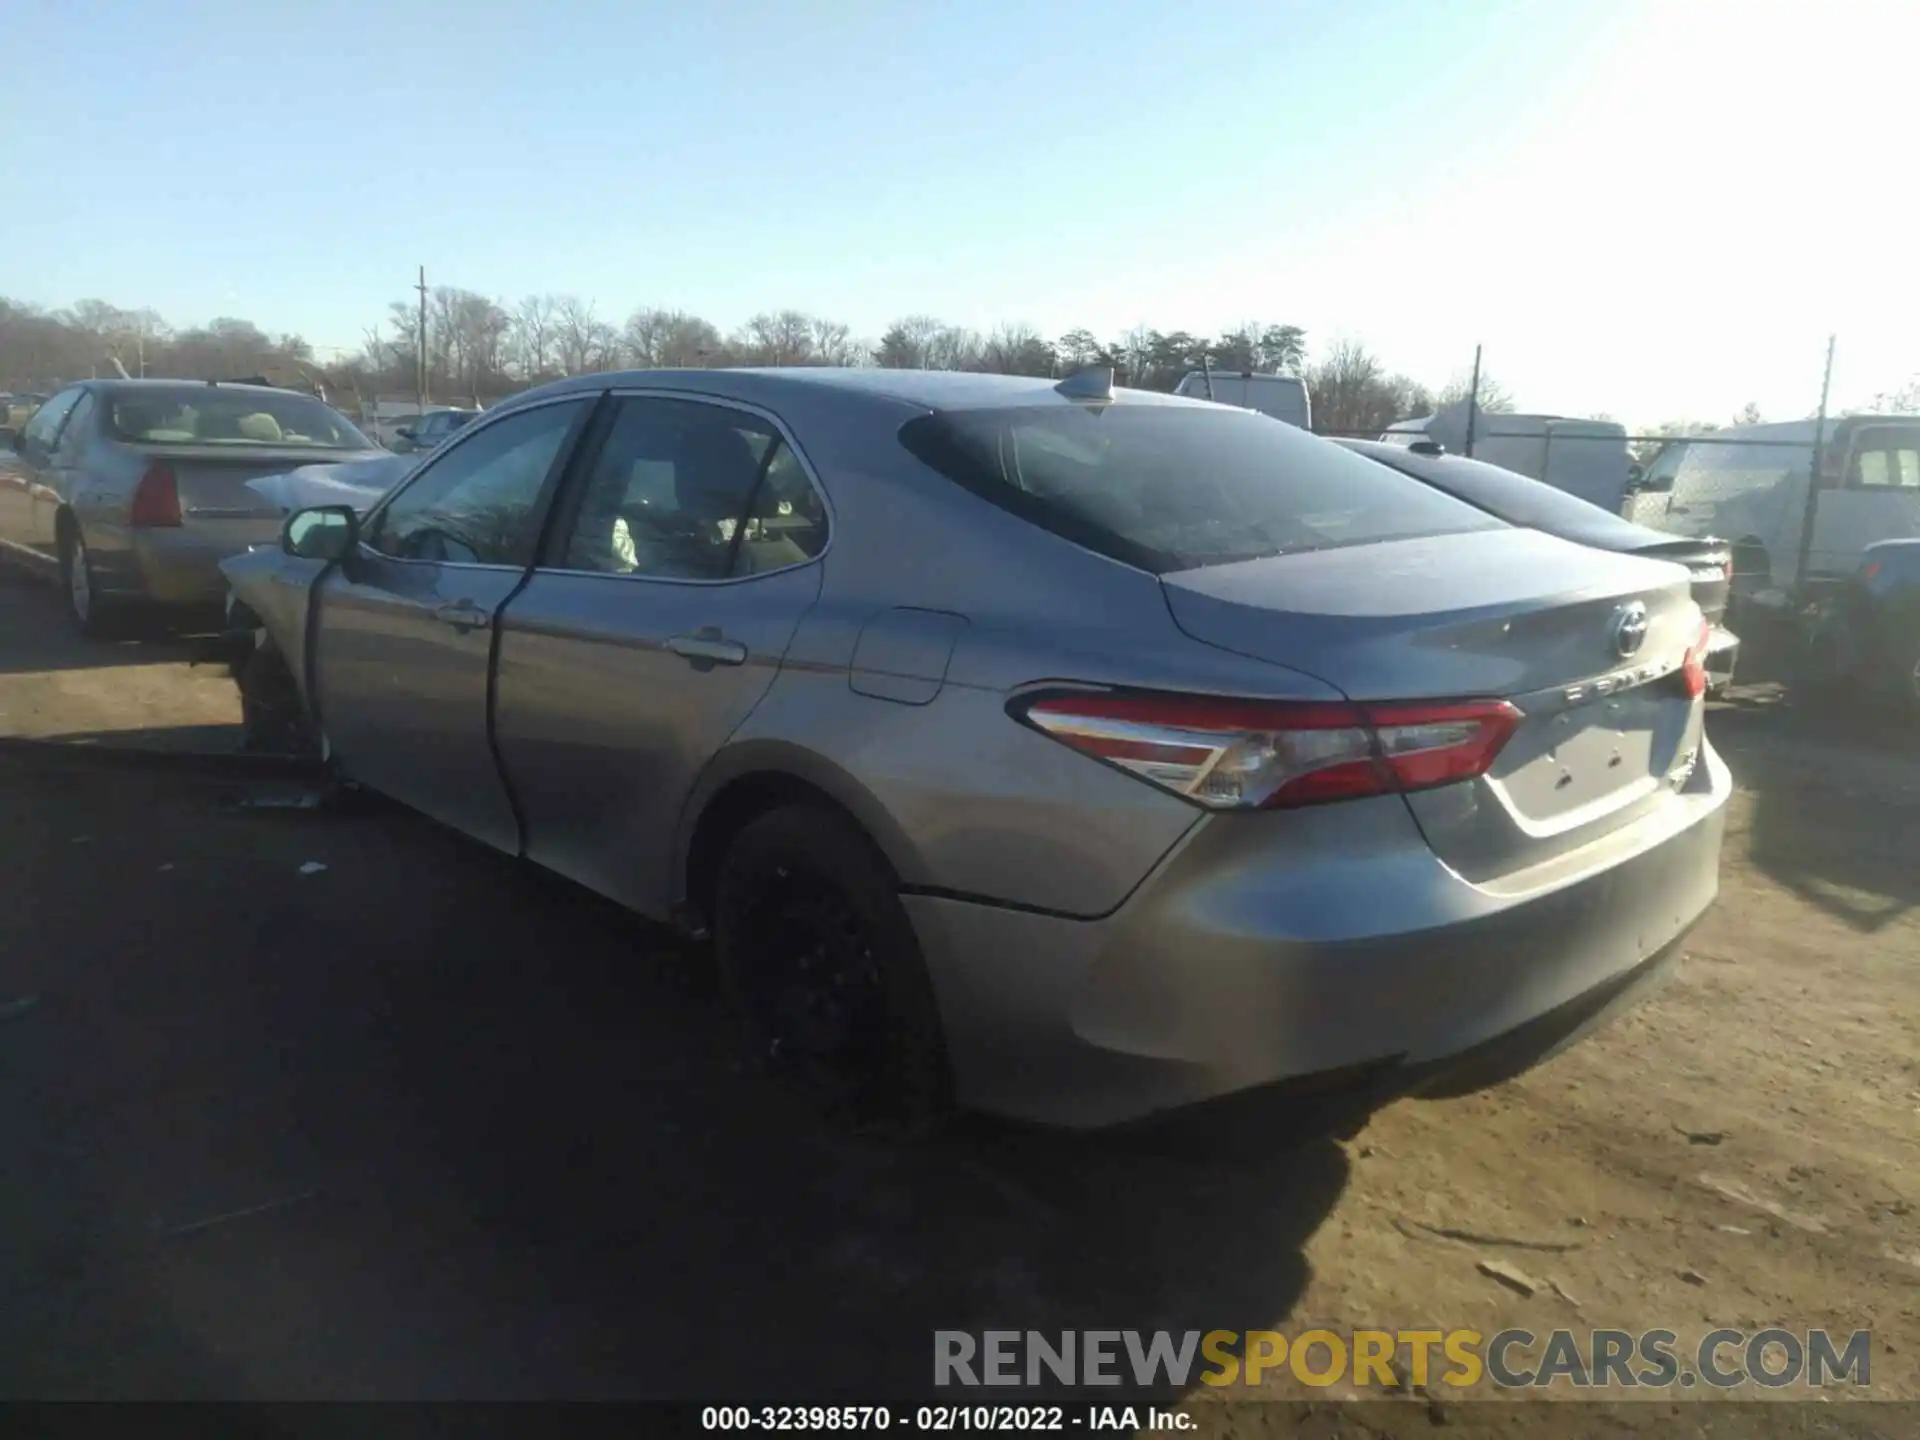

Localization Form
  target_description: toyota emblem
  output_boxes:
[1610,601,1650,659]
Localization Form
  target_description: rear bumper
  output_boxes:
[906,740,1731,1129]
[130,519,281,605]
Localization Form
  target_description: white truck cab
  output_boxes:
[1626,415,1920,609]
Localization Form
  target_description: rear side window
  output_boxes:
[557,397,828,580]
[898,403,1499,574]
[1849,429,1920,489]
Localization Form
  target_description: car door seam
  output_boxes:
[484,394,613,857]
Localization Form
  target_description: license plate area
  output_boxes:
[1493,685,1686,830]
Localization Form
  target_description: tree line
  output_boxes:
[17,286,1907,436]
[1,288,1521,434]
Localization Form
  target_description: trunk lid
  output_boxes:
[1160,527,1707,880]
[132,444,388,520]
[1625,535,1731,625]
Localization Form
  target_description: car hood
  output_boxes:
[243,453,416,516]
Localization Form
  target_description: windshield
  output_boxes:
[107,387,372,449]
[899,403,1501,574]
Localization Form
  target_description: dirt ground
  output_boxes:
[0,562,1913,1430]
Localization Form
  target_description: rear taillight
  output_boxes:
[1863,560,1882,582]
[1681,620,1712,699]
[1011,690,1521,810]
[130,463,182,527]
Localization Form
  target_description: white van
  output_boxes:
[1175,371,1311,429]
[1626,415,1920,607]
[1383,405,1635,513]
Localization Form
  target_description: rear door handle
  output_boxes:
[432,600,492,632]
[666,631,747,666]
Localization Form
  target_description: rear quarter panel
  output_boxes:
[680,385,1346,917]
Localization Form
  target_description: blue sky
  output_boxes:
[2,0,1912,423]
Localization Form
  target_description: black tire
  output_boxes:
[59,522,121,639]
[713,803,951,1136]
[236,640,321,756]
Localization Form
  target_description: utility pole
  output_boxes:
[415,264,429,416]
[1463,343,1483,458]
[1792,334,1837,599]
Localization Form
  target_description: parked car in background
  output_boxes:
[1336,438,1740,692]
[1625,415,1920,619]
[4,392,47,429]
[1797,538,1920,717]
[1383,405,1637,516]
[390,407,479,454]
[0,379,386,634]
[223,367,1727,1134]
[1173,370,1311,428]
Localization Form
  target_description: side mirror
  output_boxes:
[283,504,360,561]
[395,425,415,440]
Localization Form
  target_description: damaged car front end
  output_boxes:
[209,457,410,754]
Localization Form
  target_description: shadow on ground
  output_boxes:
[0,751,1348,1400]
[1709,682,1919,934]
[0,567,221,675]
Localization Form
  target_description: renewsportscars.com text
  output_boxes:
[933,1328,1872,1391]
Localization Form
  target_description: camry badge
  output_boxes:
[1611,602,1650,659]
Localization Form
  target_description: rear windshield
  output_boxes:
[898,403,1500,573]
[1353,446,1655,547]
[107,387,372,450]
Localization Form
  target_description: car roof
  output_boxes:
[86,378,309,400]
[511,366,1202,414]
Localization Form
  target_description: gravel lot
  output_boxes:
[0,563,1913,1428]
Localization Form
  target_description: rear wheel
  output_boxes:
[713,803,950,1137]
[59,523,119,639]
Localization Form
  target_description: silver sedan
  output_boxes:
[0,379,385,633]
[222,367,1731,1132]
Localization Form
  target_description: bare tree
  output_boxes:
[1117,325,1159,387]
[511,294,558,379]
[583,318,622,372]
[1055,328,1102,370]
[1305,339,1415,434]
[553,296,602,375]
[981,323,1056,377]
[659,313,724,368]
[1435,369,1514,414]
[1866,376,1920,413]
[809,316,863,367]
[875,315,945,369]
[735,310,817,366]
[621,307,675,368]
